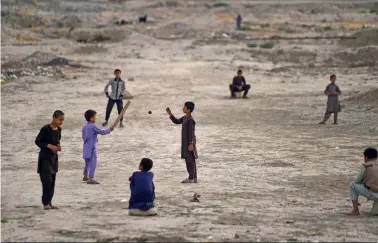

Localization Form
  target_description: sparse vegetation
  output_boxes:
[213,2,229,8]
[239,26,251,31]
[247,43,257,48]
[324,26,332,31]
[260,42,274,49]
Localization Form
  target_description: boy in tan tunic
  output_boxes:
[166,102,198,183]
[347,148,378,215]
[319,74,341,125]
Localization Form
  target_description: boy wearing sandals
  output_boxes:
[35,110,65,210]
[166,102,198,183]
[82,110,114,184]
[129,158,157,216]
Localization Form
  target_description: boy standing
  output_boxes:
[347,148,378,215]
[102,69,125,128]
[83,110,114,184]
[319,74,341,125]
[35,110,65,210]
[129,158,157,216]
[229,70,251,98]
[166,102,198,183]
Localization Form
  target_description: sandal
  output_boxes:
[87,179,100,184]
[181,179,194,183]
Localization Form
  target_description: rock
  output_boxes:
[308,63,315,68]
[234,234,240,239]
[128,77,134,81]
[44,57,70,66]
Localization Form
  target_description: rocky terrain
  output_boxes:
[1,0,378,242]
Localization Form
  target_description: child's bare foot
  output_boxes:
[346,211,360,216]
[87,178,100,184]
[83,176,89,181]
[43,205,52,210]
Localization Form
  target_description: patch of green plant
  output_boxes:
[247,43,257,48]
[239,25,251,31]
[213,2,229,7]
[324,26,332,31]
[260,42,274,49]
[1,219,8,223]
[260,23,270,28]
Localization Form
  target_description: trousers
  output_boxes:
[105,98,123,122]
[322,111,338,123]
[229,84,251,97]
[83,151,97,178]
[39,172,56,206]
[349,181,378,201]
[185,152,197,179]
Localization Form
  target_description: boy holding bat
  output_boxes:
[35,110,64,210]
[166,102,198,183]
[102,69,126,128]
[82,109,115,184]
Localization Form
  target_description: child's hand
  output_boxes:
[57,145,62,151]
[110,126,115,132]
[48,144,59,153]
[188,144,193,152]
[129,176,132,182]
[166,107,172,116]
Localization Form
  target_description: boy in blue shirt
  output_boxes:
[128,158,157,216]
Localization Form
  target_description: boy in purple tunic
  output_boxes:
[128,158,157,216]
[82,110,114,184]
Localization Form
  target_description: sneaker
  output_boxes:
[333,122,338,125]
[102,121,108,127]
[181,178,194,183]
[87,179,100,184]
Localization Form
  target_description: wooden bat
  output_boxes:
[111,100,131,129]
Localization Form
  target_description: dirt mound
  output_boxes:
[155,22,197,39]
[346,88,378,110]
[69,28,128,43]
[2,51,57,69]
[1,11,43,28]
[334,46,378,67]
[56,15,82,28]
[339,29,378,48]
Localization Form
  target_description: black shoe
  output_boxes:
[102,121,108,127]
[319,121,325,124]
[333,122,338,125]
[242,95,248,99]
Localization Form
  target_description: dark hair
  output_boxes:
[84,110,97,121]
[185,101,195,113]
[140,158,153,171]
[364,148,377,160]
[114,69,121,73]
[237,69,242,73]
[53,110,64,118]
[330,74,336,79]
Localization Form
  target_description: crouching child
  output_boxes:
[128,158,157,216]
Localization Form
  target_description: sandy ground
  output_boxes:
[1,0,378,242]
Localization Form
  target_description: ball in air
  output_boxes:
[148,111,152,114]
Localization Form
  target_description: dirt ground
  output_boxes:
[1,0,378,242]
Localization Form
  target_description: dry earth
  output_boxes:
[1,0,378,242]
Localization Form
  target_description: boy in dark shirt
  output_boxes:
[35,110,64,210]
[229,69,251,98]
[166,102,198,183]
[128,158,157,216]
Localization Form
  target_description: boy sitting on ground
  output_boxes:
[347,147,378,215]
[128,158,157,216]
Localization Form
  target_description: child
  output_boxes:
[129,158,157,216]
[102,69,126,128]
[347,148,378,216]
[82,109,114,184]
[229,69,251,99]
[166,102,198,183]
[319,74,341,125]
[35,110,65,210]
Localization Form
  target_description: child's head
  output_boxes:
[114,69,121,78]
[237,69,242,76]
[330,74,336,83]
[84,110,97,123]
[52,110,65,127]
[139,158,153,171]
[363,148,377,162]
[183,101,195,114]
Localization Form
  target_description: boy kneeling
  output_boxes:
[128,158,157,216]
